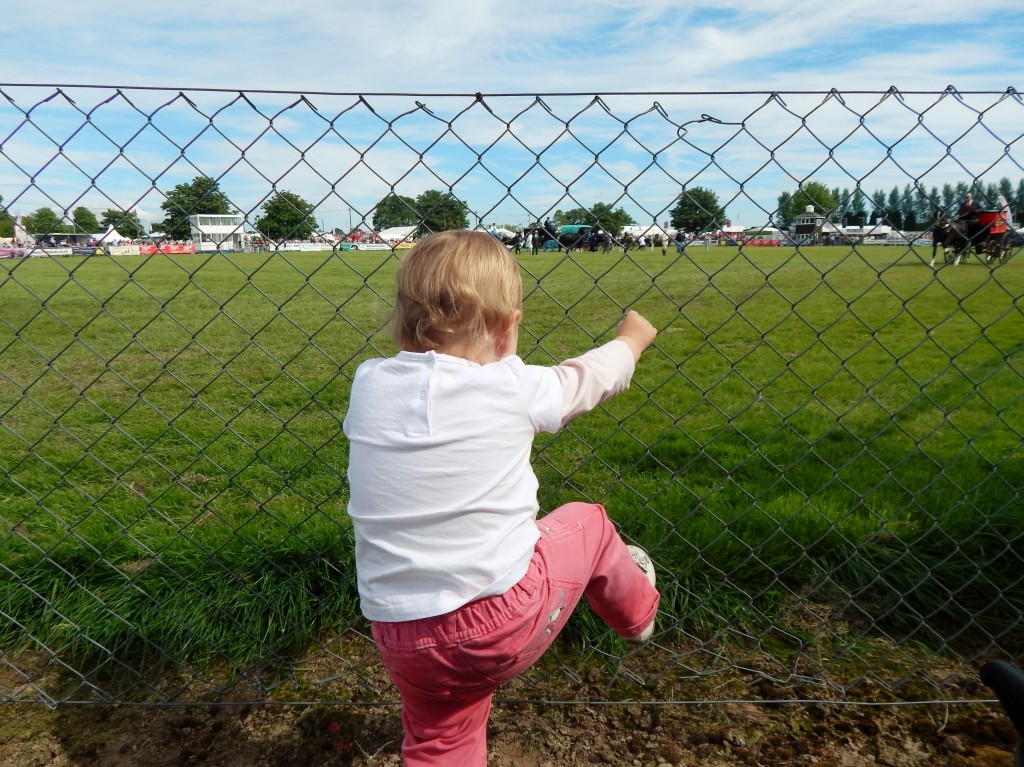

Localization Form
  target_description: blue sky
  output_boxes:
[9,0,1021,94]
[2,0,1022,232]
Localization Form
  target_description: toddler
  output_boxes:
[343,230,660,766]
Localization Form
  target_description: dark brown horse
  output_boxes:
[557,231,589,251]
[930,214,969,265]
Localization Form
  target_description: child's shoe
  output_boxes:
[626,545,657,643]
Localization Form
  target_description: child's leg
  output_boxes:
[397,685,492,766]
[536,501,659,640]
[371,559,574,766]
[373,618,496,766]
[371,503,658,763]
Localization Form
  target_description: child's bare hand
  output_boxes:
[615,310,657,361]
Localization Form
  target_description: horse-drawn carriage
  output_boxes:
[533,224,592,252]
[932,210,1010,266]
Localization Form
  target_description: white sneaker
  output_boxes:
[626,545,657,643]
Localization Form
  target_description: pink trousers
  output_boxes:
[371,502,660,766]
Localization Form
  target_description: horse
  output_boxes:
[557,231,589,251]
[933,211,1010,266]
[505,232,523,254]
[930,214,971,266]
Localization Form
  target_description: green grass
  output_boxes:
[1,244,1023,679]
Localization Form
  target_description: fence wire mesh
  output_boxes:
[0,85,1022,707]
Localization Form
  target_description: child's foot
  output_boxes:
[626,545,656,643]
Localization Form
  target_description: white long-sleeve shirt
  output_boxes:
[343,338,637,622]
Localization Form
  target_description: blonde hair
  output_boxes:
[393,230,522,353]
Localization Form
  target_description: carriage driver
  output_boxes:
[957,192,980,242]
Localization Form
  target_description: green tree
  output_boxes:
[585,202,634,237]
[781,182,837,224]
[886,187,903,228]
[414,190,469,235]
[0,196,13,238]
[254,191,316,241]
[850,189,868,226]
[831,187,849,223]
[553,207,590,226]
[997,177,1013,201]
[979,182,996,209]
[23,207,63,237]
[868,191,887,224]
[775,191,793,228]
[914,185,939,226]
[552,203,634,236]
[670,186,726,233]
[953,181,971,207]
[159,176,232,240]
[901,184,921,230]
[372,194,418,230]
[941,183,956,214]
[72,207,100,234]
[101,209,146,239]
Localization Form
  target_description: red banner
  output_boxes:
[138,243,197,255]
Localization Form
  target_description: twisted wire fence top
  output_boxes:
[0,85,1022,706]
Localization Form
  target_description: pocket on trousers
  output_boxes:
[509,576,583,670]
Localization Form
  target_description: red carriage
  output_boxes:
[936,209,1011,265]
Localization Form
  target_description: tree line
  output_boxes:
[4,174,1022,244]
[0,202,147,240]
[776,178,1024,230]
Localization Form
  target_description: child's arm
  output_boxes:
[551,310,657,426]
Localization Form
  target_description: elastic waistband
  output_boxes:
[372,554,544,649]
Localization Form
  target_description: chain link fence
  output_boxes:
[1,85,1022,707]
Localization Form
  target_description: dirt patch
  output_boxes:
[1,694,1018,766]
[2,638,1019,766]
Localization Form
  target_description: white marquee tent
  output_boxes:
[376,225,417,243]
[476,225,517,239]
[94,225,127,242]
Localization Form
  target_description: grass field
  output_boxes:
[1,244,1023,685]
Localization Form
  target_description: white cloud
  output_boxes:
[2,1,1020,229]
[5,1,1018,93]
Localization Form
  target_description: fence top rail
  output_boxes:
[0,82,1020,97]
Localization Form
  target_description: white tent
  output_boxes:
[95,225,126,242]
[476,225,517,239]
[13,215,34,245]
[622,224,673,241]
[377,225,417,243]
[13,214,36,243]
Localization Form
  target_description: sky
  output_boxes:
[3,0,1023,233]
